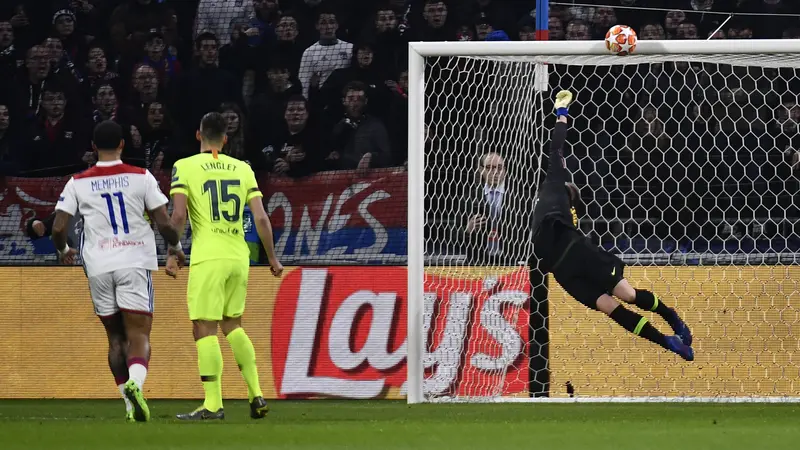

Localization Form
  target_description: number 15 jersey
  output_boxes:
[56,161,168,277]
[170,153,263,266]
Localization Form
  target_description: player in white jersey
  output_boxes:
[51,120,183,423]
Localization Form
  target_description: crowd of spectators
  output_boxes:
[0,0,798,179]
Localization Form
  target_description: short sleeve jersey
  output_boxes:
[170,153,262,265]
[55,161,168,277]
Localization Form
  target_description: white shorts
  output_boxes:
[88,268,154,317]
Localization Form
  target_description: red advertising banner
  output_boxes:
[265,169,407,262]
[1,265,530,399]
[271,266,530,399]
[0,169,407,263]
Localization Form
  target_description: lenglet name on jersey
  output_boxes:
[201,161,237,172]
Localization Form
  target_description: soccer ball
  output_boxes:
[605,25,637,56]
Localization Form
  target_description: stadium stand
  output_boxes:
[0,0,798,265]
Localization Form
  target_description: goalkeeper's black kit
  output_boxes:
[527,108,694,361]
[529,121,625,310]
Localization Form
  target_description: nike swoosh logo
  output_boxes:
[611,267,616,276]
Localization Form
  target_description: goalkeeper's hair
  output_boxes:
[199,112,228,143]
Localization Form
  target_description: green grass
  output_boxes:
[1,400,799,449]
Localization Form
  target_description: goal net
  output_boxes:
[407,40,800,403]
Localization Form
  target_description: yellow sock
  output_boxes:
[196,335,223,412]
[226,328,263,402]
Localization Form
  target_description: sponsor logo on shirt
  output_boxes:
[99,237,146,250]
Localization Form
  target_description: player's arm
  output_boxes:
[163,192,188,277]
[168,163,189,234]
[149,205,180,247]
[169,193,188,234]
[249,198,279,265]
[244,168,283,276]
[52,178,79,264]
[543,90,573,184]
[144,170,181,247]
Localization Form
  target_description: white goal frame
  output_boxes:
[406,39,800,405]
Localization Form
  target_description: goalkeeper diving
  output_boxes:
[529,90,694,361]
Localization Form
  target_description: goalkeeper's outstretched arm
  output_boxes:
[529,90,574,235]
[543,91,572,185]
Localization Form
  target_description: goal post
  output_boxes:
[407,39,800,404]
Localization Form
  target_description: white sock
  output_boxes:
[118,384,133,412]
[128,363,148,389]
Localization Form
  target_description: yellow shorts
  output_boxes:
[187,260,249,321]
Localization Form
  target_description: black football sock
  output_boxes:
[634,289,678,324]
[609,305,669,349]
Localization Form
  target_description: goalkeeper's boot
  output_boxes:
[250,396,270,419]
[125,410,135,423]
[665,335,694,361]
[668,309,693,346]
[123,379,151,422]
[176,407,225,421]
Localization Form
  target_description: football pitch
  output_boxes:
[1,400,799,449]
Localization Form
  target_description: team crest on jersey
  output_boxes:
[64,131,73,139]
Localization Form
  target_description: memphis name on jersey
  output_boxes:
[56,161,169,277]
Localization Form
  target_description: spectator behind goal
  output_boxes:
[327,81,391,173]
[462,152,534,265]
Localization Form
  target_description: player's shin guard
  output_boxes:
[196,335,224,412]
[634,289,677,324]
[226,328,263,402]
[609,305,668,349]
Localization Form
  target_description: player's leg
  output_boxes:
[577,244,694,360]
[90,273,134,421]
[577,242,693,349]
[221,262,269,418]
[99,313,135,422]
[221,316,269,418]
[594,294,692,361]
[116,269,155,422]
[554,247,694,362]
[176,261,225,420]
[611,279,693,346]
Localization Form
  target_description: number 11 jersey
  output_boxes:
[56,161,168,277]
[170,153,263,266]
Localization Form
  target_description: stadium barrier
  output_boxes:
[0,265,796,399]
[0,169,407,264]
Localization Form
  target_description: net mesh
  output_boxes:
[422,54,800,401]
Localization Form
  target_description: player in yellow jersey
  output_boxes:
[167,112,283,421]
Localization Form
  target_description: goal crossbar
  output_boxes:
[408,39,800,57]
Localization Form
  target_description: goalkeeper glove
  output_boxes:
[554,90,573,117]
